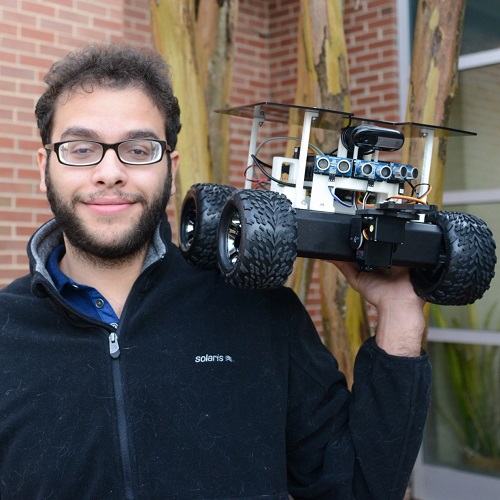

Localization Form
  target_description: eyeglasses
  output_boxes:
[45,139,171,166]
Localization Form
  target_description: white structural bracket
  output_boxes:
[419,127,435,203]
[293,109,319,208]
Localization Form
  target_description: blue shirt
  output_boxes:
[47,245,120,327]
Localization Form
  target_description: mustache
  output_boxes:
[73,189,147,204]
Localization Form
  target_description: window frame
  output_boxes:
[398,0,500,493]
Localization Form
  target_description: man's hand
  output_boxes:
[332,261,426,357]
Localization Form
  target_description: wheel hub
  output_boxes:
[226,210,242,265]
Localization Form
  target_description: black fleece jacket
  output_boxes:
[0,216,431,499]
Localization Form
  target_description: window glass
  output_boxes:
[410,0,500,55]
[434,64,500,332]
[461,0,500,54]
[409,0,500,485]
[423,341,500,476]
[445,64,500,191]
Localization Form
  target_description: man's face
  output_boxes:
[37,86,179,263]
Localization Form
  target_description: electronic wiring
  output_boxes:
[244,164,270,189]
[411,183,432,199]
[328,187,354,208]
[385,183,432,205]
[255,136,324,156]
[247,136,324,189]
[249,141,433,211]
[251,154,296,187]
[386,194,428,205]
[362,191,375,209]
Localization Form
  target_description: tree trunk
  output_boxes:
[403,0,466,344]
[290,0,370,386]
[194,0,237,185]
[403,0,466,208]
[150,0,237,216]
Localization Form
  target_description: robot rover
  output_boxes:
[179,102,496,305]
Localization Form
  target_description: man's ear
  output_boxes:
[37,147,48,193]
[169,151,180,196]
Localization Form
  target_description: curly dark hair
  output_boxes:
[35,42,182,149]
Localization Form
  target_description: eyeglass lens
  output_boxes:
[58,140,163,165]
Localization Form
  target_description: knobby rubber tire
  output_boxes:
[410,211,496,305]
[179,183,235,270]
[218,190,298,288]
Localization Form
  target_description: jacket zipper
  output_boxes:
[108,327,134,499]
[109,331,120,358]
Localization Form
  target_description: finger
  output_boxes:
[328,260,361,287]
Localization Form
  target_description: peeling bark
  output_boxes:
[288,0,369,385]
[196,0,237,184]
[403,0,466,344]
[403,0,466,207]
[150,0,237,216]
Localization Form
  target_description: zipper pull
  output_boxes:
[109,331,120,359]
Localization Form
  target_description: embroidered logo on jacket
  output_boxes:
[195,354,235,363]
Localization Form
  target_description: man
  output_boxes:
[0,43,430,499]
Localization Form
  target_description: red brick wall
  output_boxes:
[0,0,153,287]
[227,0,401,188]
[227,0,301,188]
[345,0,401,119]
[1,0,401,335]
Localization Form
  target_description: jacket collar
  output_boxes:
[28,214,172,297]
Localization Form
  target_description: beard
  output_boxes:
[45,161,173,268]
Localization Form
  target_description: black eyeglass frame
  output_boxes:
[44,139,172,166]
